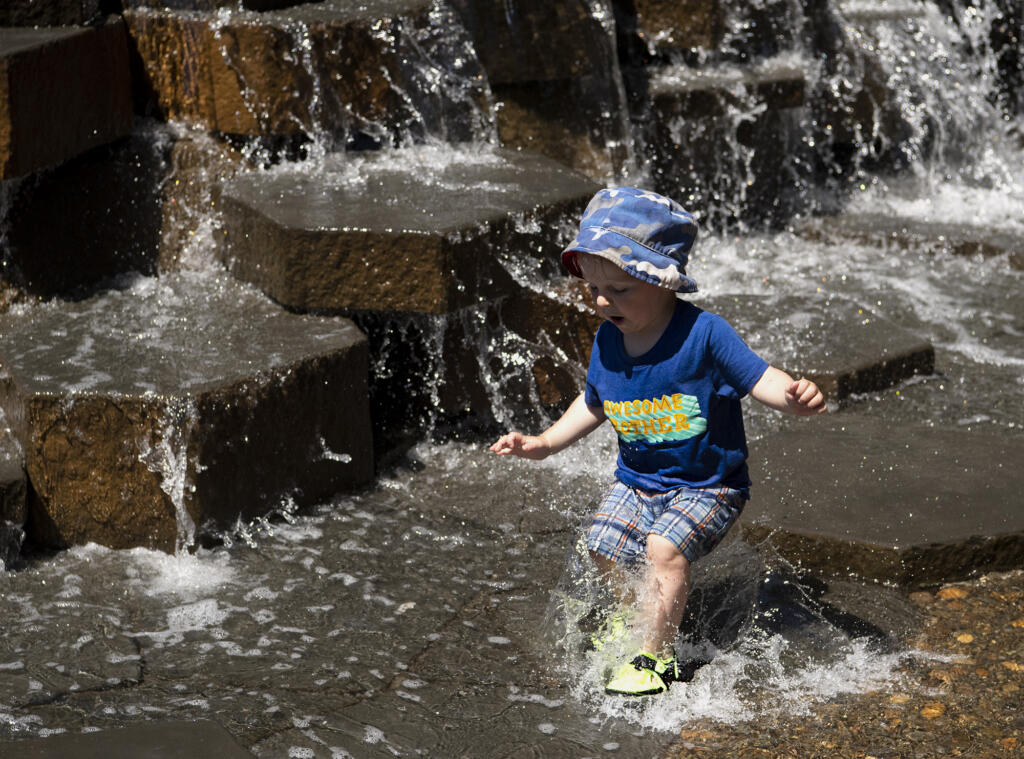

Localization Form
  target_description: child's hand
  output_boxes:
[785,378,826,415]
[490,432,551,460]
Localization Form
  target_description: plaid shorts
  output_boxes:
[587,480,747,565]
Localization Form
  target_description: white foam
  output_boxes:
[125,547,237,598]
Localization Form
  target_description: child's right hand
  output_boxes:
[489,432,551,460]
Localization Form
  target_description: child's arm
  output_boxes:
[490,392,606,460]
[749,366,827,416]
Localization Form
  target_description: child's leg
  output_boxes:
[640,485,746,654]
[638,535,691,657]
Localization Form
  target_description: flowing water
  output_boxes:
[1,0,1022,755]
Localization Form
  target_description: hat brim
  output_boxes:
[561,228,698,294]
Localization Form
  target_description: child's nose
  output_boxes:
[595,293,611,308]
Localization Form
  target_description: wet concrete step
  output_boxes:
[641,57,810,225]
[744,416,1024,586]
[0,272,373,552]
[838,0,929,23]
[218,146,597,314]
[798,213,1024,270]
[648,58,806,113]
[700,293,934,399]
[124,0,489,142]
[218,146,597,445]
[0,18,132,179]
[626,0,799,61]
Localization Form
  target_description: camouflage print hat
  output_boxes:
[561,186,699,293]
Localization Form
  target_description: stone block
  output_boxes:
[798,213,1024,271]
[0,415,25,569]
[0,18,133,179]
[0,0,104,30]
[1,127,168,298]
[642,59,810,226]
[218,146,598,315]
[699,293,934,399]
[0,273,373,552]
[348,282,600,454]
[124,1,490,144]
[622,0,802,61]
[627,0,726,53]
[493,79,631,180]
[743,417,1024,586]
[157,132,249,273]
[449,0,610,84]
[496,283,601,410]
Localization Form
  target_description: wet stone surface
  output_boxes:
[799,213,1024,271]
[0,19,132,179]
[700,292,934,399]
[0,272,372,551]
[8,719,254,758]
[218,146,597,315]
[664,570,1024,758]
[0,436,934,757]
[744,416,1024,586]
[640,57,811,225]
[124,0,490,142]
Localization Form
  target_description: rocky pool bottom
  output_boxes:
[1,429,1016,758]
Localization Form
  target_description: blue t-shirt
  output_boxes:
[584,300,769,492]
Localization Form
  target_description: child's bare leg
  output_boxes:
[590,552,636,606]
[639,535,691,656]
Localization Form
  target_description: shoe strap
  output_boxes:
[631,653,681,682]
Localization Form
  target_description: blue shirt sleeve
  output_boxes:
[706,314,769,396]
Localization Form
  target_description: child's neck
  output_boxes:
[621,303,676,358]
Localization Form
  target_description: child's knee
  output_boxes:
[645,534,688,570]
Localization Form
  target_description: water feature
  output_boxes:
[0,0,1022,755]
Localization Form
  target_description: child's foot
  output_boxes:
[604,652,680,696]
[586,611,631,652]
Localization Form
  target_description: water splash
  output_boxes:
[137,397,199,554]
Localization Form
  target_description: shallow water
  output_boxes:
[3,0,1023,752]
[0,423,945,756]
[2,163,1022,754]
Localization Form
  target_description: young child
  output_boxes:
[490,187,825,697]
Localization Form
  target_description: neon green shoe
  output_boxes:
[604,652,681,696]
[588,611,631,652]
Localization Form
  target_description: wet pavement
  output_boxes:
[0,429,928,758]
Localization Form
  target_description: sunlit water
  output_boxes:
[2,0,1023,753]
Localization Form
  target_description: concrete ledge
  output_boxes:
[641,58,810,224]
[798,213,1024,271]
[0,273,373,552]
[744,417,1024,586]
[0,18,132,179]
[124,1,488,142]
[218,146,597,314]
[699,293,935,399]
[448,0,609,85]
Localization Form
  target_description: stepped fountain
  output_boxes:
[0,0,1021,755]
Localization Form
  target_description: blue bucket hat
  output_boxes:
[561,186,699,293]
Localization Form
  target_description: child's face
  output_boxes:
[577,255,677,340]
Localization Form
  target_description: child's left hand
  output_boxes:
[785,378,826,415]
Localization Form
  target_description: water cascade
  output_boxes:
[0,0,1022,754]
